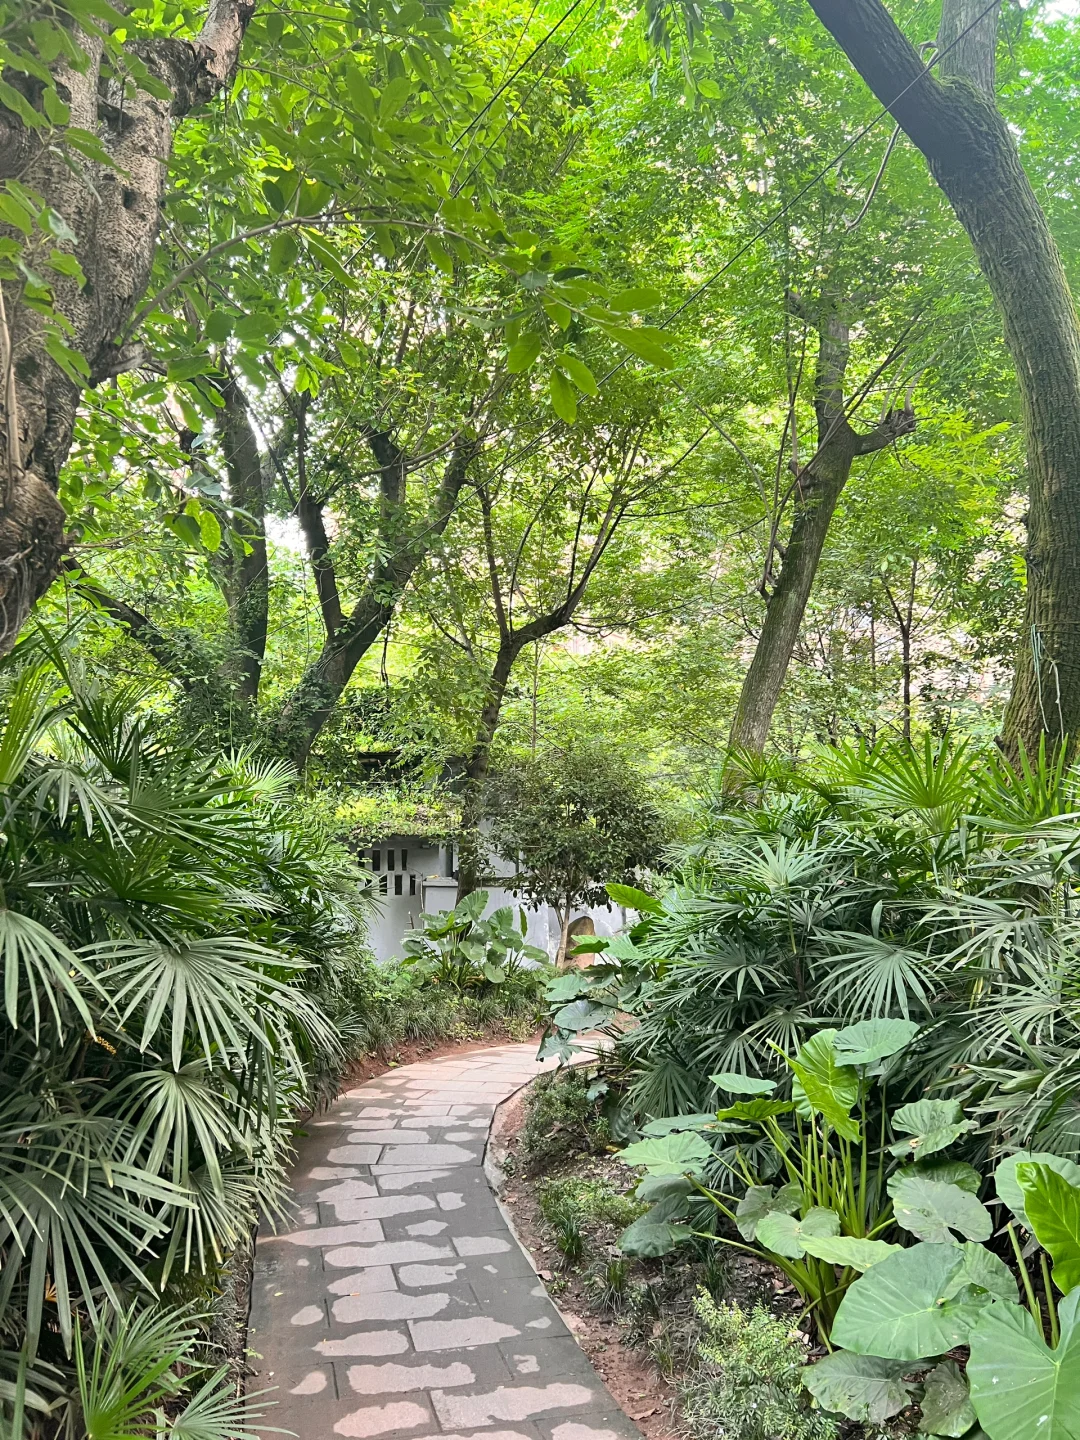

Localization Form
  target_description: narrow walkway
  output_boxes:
[249,1043,642,1440]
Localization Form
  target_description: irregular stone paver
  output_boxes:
[249,1043,641,1440]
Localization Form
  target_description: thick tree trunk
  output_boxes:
[728,301,914,752]
[219,382,268,705]
[0,0,254,653]
[456,641,520,901]
[805,0,1080,758]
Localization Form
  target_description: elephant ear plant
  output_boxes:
[804,1150,1080,1440]
[614,1017,925,1335]
[401,890,549,994]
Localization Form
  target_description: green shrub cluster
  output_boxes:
[679,1294,838,1440]
[519,1068,612,1171]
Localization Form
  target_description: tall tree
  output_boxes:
[804,0,1080,756]
[728,291,915,752]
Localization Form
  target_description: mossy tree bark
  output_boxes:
[0,0,255,653]
[728,296,915,753]
[805,0,1080,757]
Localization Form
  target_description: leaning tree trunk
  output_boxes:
[456,640,521,902]
[728,300,914,753]
[805,0,1080,759]
[0,0,255,653]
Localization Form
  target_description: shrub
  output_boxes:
[519,1068,611,1171]
[539,1177,644,1231]
[680,1294,838,1440]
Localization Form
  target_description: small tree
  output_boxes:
[488,742,669,966]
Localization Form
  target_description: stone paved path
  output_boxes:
[249,1043,642,1440]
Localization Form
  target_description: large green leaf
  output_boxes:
[755,1206,840,1259]
[714,1097,793,1122]
[605,883,663,915]
[831,1242,993,1360]
[889,1099,973,1160]
[709,1072,777,1096]
[919,1360,977,1437]
[833,1018,920,1066]
[641,1114,720,1136]
[0,909,96,1040]
[617,1210,691,1257]
[616,1131,712,1175]
[552,999,615,1033]
[636,1173,694,1204]
[995,1152,1080,1229]
[940,1243,1017,1304]
[788,1030,860,1141]
[802,1351,914,1425]
[799,1235,903,1272]
[968,1289,1080,1440]
[890,1175,992,1244]
[1019,1162,1080,1292]
[735,1181,802,1241]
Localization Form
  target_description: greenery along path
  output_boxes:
[249,1044,641,1440]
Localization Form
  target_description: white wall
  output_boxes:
[361,833,626,962]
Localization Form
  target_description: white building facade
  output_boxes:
[361,832,628,962]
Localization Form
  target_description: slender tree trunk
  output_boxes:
[219,382,268,706]
[0,0,254,652]
[728,300,914,752]
[456,640,520,901]
[805,0,1080,758]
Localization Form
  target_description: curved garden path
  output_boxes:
[249,1043,642,1440]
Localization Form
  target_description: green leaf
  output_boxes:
[606,882,663,915]
[0,79,45,128]
[697,78,723,100]
[0,193,34,235]
[889,1176,992,1244]
[831,1242,993,1360]
[507,332,543,374]
[608,286,662,313]
[545,972,594,1002]
[788,1030,860,1141]
[269,230,300,272]
[617,1131,712,1176]
[941,1242,1017,1304]
[833,1018,920,1066]
[995,1152,1080,1228]
[919,1359,977,1437]
[558,353,598,395]
[735,1181,802,1241]
[755,1206,840,1259]
[198,510,222,553]
[617,1211,691,1257]
[906,1159,983,1195]
[714,1097,793,1122]
[636,1173,694,1204]
[641,1113,718,1136]
[552,998,614,1032]
[1019,1162,1080,1292]
[710,1072,777,1096]
[799,1235,903,1272]
[550,367,577,422]
[802,1351,914,1426]
[889,1099,974,1160]
[968,1289,1080,1440]
[602,323,674,368]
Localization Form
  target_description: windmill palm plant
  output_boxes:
[0,648,364,1436]
[548,734,1080,1161]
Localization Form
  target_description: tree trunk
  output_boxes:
[219,382,268,706]
[805,0,1080,758]
[0,0,255,653]
[729,457,851,752]
[728,300,914,752]
[273,432,478,768]
[456,640,520,901]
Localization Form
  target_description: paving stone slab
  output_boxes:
[249,1044,642,1440]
